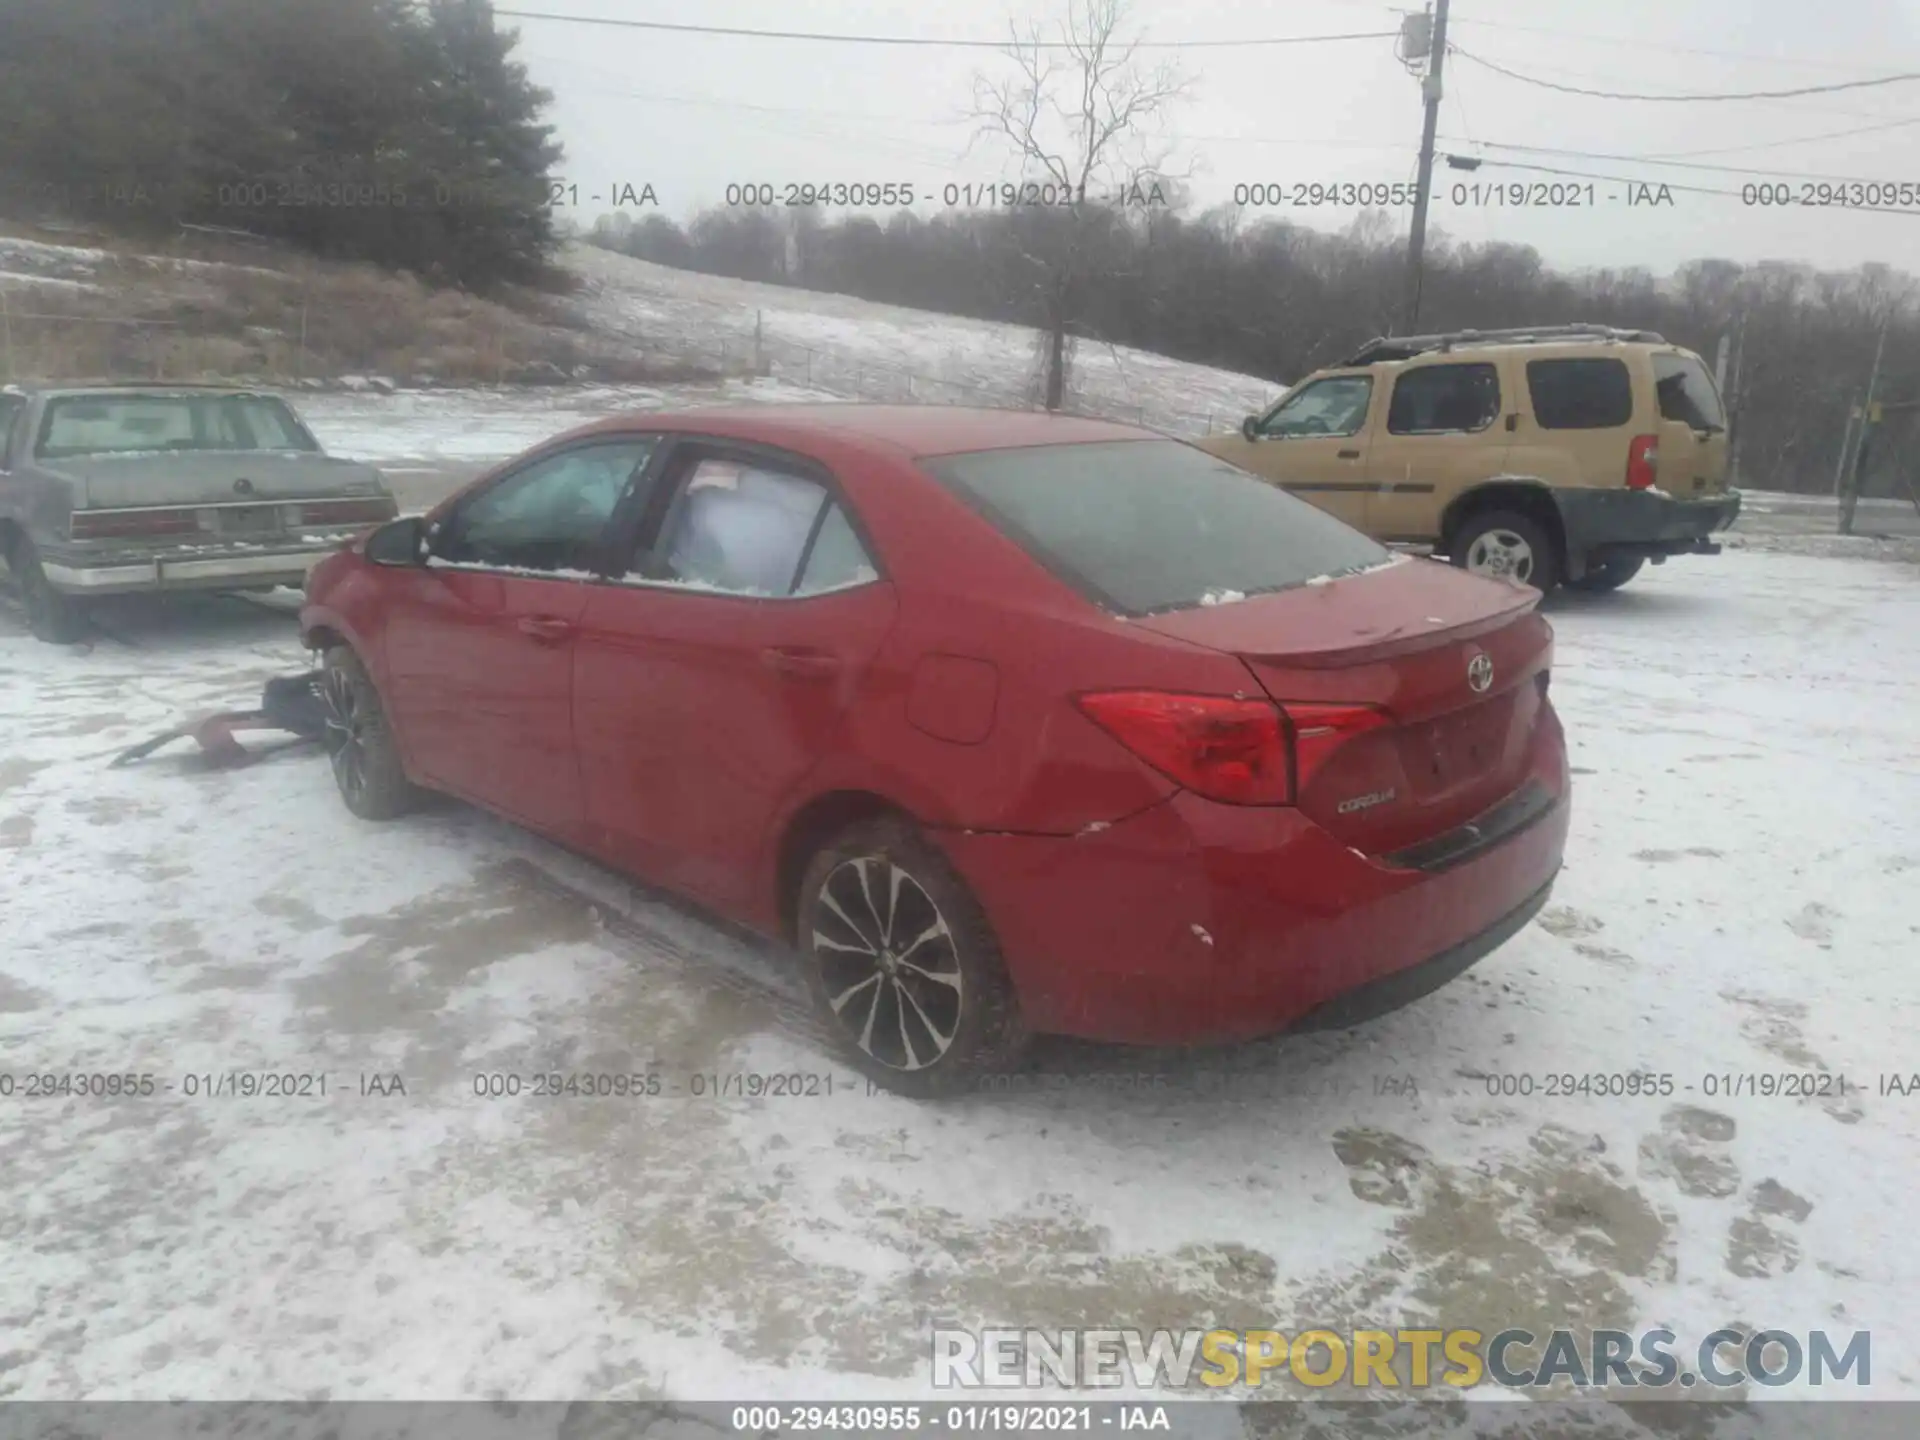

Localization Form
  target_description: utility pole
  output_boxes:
[1840,316,1889,536]
[1402,0,1451,332]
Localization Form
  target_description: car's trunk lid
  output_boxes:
[53,452,383,511]
[1135,556,1554,853]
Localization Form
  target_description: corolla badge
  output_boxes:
[1467,651,1494,693]
[1336,788,1397,814]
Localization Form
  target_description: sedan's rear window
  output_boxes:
[919,439,1392,616]
[35,394,319,459]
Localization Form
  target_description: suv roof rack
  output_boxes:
[1338,324,1667,367]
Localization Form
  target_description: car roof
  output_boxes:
[566,403,1157,458]
[7,382,288,399]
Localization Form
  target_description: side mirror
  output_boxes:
[364,514,427,566]
[1241,414,1261,442]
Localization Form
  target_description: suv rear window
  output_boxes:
[1653,353,1727,431]
[920,439,1392,617]
[1526,358,1633,429]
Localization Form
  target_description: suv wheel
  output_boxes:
[320,645,421,820]
[796,817,1029,1098]
[1567,554,1645,593]
[1453,511,1561,593]
[6,536,90,643]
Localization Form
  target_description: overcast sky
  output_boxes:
[503,0,1920,276]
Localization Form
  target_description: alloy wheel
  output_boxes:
[1465,528,1535,584]
[321,665,367,802]
[811,856,964,1072]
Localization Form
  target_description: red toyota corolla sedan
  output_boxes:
[300,406,1568,1095]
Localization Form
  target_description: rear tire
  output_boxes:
[796,817,1029,1098]
[1566,554,1645,593]
[320,645,421,821]
[7,537,90,643]
[1452,510,1562,593]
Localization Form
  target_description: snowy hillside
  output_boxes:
[563,241,1283,438]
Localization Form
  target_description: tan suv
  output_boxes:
[1200,325,1741,592]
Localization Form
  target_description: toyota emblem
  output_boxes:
[233,477,255,496]
[1467,652,1494,693]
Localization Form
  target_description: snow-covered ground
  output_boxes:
[1,546,1915,1405]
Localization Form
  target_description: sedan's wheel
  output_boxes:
[797,818,1028,1098]
[320,645,421,821]
[7,538,90,643]
[1566,554,1646,593]
[1452,510,1561,593]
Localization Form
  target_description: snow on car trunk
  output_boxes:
[0,549,1916,1402]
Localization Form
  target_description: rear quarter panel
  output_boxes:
[764,439,1258,835]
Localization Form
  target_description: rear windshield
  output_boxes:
[919,439,1393,616]
[1652,354,1726,432]
[35,394,319,459]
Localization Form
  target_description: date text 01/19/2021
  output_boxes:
[727,1406,1169,1433]
[1227,181,1677,209]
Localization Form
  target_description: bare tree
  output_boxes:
[971,0,1189,410]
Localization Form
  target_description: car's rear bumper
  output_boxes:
[936,721,1569,1046]
[39,545,344,595]
[1554,488,1741,568]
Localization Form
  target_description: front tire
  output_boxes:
[8,537,90,643]
[796,818,1029,1098]
[1452,510,1562,593]
[320,645,421,821]
[1566,554,1645,592]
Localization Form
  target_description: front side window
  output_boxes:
[639,456,876,598]
[434,440,655,573]
[1387,363,1501,434]
[1259,376,1374,439]
[1526,358,1633,429]
[1653,353,1727,431]
[34,394,319,458]
[0,395,24,468]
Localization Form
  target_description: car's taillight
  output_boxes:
[1074,691,1392,805]
[299,497,397,526]
[1076,690,1291,804]
[1626,434,1659,490]
[1280,701,1394,793]
[69,508,201,540]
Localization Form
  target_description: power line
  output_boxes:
[1450,46,1920,102]
[1642,114,1920,159]
[1448,18,1916,77]
[495,8,1396,50]
[1446,137,1920,186]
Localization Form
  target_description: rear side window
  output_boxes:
[641,456,877,598]
[1526,358,1633,429]
[1386,363,1500,434]
[920,439,1392,617]
[1653,353,1727,431]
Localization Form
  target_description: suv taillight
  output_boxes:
[1626,434,1659,490]
[69,508,201,540]
[1073,691,1389,805]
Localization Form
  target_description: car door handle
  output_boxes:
[517,615,576,644]
[1337,448,1361,459]
[761,646,842,679]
